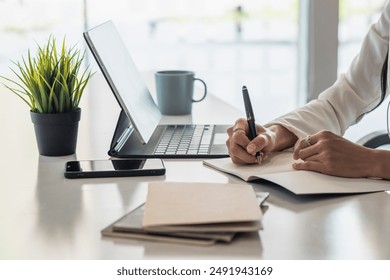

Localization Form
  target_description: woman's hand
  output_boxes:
[293,130,376,178]
[226,119,297,164]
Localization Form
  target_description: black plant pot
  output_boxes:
[30,109,81,156]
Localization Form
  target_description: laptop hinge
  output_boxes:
[110,124,134,155]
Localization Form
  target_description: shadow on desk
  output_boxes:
[248,178,377,213]
[254,178,381,211]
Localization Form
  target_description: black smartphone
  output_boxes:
[64,158,165,179]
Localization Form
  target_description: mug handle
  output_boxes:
[192,78,207,102]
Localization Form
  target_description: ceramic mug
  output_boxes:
[155,70,207,115]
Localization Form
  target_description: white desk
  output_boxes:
[1,74,390,260]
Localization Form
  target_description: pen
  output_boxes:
[242,85,261,163]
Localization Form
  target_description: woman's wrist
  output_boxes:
[268,124,298,151]
[369,149,390,179]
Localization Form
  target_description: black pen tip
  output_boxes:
[242,85,247,90]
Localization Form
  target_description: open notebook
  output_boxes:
[203,151,390,195]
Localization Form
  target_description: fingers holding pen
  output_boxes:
[226,120,258,164]
[227,118,248,136]
[226,119,277,164]
[227,119,250,147]
[246,134,269,157]
[244,128,277,164]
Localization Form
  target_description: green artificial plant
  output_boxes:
[1,36,93,113]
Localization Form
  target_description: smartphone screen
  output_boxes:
[64,159,165,178]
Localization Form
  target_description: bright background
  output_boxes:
[0,0,387,140]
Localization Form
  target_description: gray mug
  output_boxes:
[155,70,207,115]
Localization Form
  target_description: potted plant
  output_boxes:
[1,36,93,156]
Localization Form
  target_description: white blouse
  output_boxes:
[266,1,390,140]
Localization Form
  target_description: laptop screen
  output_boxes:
[84,21,162,144]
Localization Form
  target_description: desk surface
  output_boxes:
[1,74,390,260]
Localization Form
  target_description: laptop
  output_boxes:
[83,21,230,158]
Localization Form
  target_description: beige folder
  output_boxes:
[142,182,263,232]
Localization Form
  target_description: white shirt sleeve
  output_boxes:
[266,2,390,140]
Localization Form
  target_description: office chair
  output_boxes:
[356,130,390,148]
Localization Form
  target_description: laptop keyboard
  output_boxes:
[154,125,215,155]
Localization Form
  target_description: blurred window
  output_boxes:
[1,0,388,141]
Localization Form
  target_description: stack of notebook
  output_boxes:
[102,182,268,246]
